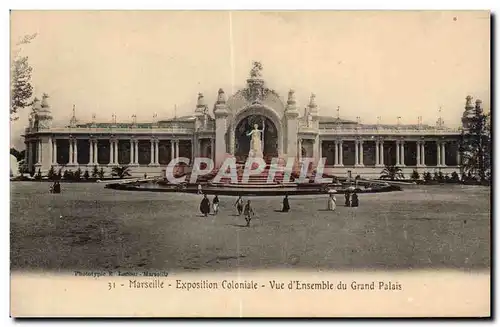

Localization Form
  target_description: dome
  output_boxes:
[10,154,19,177]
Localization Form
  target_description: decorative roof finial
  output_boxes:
[41,93,50,108]
[216,88,226,104]
[196,93,206,112]
[465,95,473,108]
[287,89,296,104]
[309,93,317,107]
[336,106,340,120]
[249,61,263,79]
[69,104,77,127]
[436,107,444,128]
[475,99,483,114]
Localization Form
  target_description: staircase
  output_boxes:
[210,164,295,187]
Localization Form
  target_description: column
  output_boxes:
[74,139,79,164]
[130,140,134,164]
[53,139,58,164]
[436,142,441,167]
[396,141,400,166]
[109,139,114,165]
[416,141,421,167]
[298,139,303,160]
[197,139,202,157]
[150,139,155,165]
[229,130,235,155]
[48,137,53,166]
[354,140,359,166]
[339,141,344,166]
[175,140,180,159]
[210,138,215,160]
[456,146,461,167]
[170,140,175,161]
[375,140,380,166]
[24,142,29,167]
[155,140,160,165]
[421,142,426,166]
[68,139,74,165]
[359,141,364,166]
[379,141,384,166]
[134,140,139,164]
[319,141,323,159]
[114,141,119,165]
[89,139,94,165]
[94,140,99,165]
[334,141,339,166]
[441,142,446,166]
[400,141,405,166]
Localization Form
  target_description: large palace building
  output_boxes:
[23,63,475,179]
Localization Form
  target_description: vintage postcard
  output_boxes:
[10,10,491,317]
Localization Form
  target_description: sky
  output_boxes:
[9,10,490,149]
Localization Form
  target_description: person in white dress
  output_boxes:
[328,193,337,211]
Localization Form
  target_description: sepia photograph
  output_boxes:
[9,10,491,317]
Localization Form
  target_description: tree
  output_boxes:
[423,172,432,183]
[74,168,82,181]
[92,165,99,178]
[459,99,491,181]
[111,165,132,179]
[10,147,25,161]
[411,169,420,181]
[98,168,105,179]
[63,170,73,180]
[10,33,37,120]
[380,165,404,180]
[47,166,56,180]
[83,170,90,180]
[451,171,460,183]
[35,168,42,180]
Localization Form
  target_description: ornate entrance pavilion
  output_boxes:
[23,63,471,179]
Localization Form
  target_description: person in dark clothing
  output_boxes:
[351,192,359,207]
[235,195,244,215]
[344,192,350,207]
[200,194,210,217]
[212,195,220,215]
[244,200,255,227]
[51,181,61,194]
[282,195,290,212]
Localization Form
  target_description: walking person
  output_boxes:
[197,184,203,194]
[282,195,290,212]
[200,194,210,217]
[235,195,244,215]
[212,195,220,215]
[328,193,337,211]
[243,200,255,227]
[344,191,351,207]
[351,192,359,208]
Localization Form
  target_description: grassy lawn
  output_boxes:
[10,182,490,273]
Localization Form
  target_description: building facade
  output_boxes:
[23,64,473,179]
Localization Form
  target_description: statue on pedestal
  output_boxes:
[246,118,265,158]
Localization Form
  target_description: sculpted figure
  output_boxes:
[246,119,265,158]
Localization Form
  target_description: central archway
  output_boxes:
[234,115,278,162]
